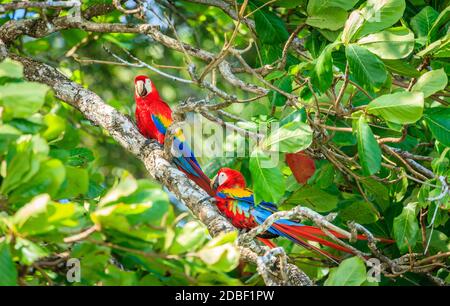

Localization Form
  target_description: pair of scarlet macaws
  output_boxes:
[134,75,391,261]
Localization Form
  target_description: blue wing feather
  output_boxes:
[151,114,168,135]
[152,113,202,177]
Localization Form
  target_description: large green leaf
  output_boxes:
[355,116,381,176]
[417,33,450,58]
[366,91,425,124]
[306,6,348,31]
[262,121,312,153]
[169,221,208,254]
[412,69,448,98]
[0,58,23,78]
[346,44,387,92]
[393,202,419,253]
[196,232,239,272]
[253,7,289,44]
[284,185,338,212]
[324,256,367,286]
[0,241,18,286]
[424,108,450,147]
[268,76,293,107]
[249,148,285,205]
[57,166,89,199]
[0,82,49,119]
[357,27,414,60]
[8,159,66,204]
[41,114,66,142]
[357,0,406,38]
[428,6,450,42]
[342,10,366,44]
[91,202,167,241]
[310,43,335,92]
[13,194,80,237]
[0,136,42,195]
[338,200,379,224]
[410,6,439,40]
[382,59,421,78]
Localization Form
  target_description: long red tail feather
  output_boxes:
[294,225,394,244]
[257,237,277,248]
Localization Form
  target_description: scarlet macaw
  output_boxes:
[134,75,214,196]
[211,167,392,260]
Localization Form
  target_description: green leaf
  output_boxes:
[360,178,390,212]
[268,75,293,107]
[197,232,239,272]
[412,69,448,98]
[342,10,366,44]
[0,136,41,195]
[428,6,450,42]
[306,7,348,31]
[14,237,49,266]
[253,8,289,44]
[0,82,49,118]
[41,114,66,142]
[324,257,367,286]
[262,121,312,153]
[0,241,18,286]
[276,0,306,9]
[0,58,23,78]
[393,202,419,253]
[417,33,450,58]
[13,194,80,236]
[310,43,335,92]
[357,0,406,38]
[410,6,439,39]
[169,221,208,254]
[355,116,381,176]
[57,166,89,199]
[284,185,338,212]
[357,27,414,60]
[307,0,358,13]
[67,147,95,167]
[424,108,450,147]
[9,159,66,204]
[366,91,425,124]
[0,124,21,155]
[382,59,421,78]
[91,203,166,241]
[99,174,138,206]
[346,44,387,92]
[338,200,379,224]
[249,148,285,205]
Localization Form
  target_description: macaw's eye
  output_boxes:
[218,172,227,185]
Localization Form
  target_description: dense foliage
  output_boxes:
[0,0,449,286]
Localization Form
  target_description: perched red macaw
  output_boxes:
[134,75,214,196]
[211,167,392,260]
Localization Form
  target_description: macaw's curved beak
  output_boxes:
[211,175,219,191]
[135,80,147,97]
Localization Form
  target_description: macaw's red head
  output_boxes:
[212,168,246,191]
[134,75,157,98]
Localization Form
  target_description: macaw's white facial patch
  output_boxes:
[218,172,228,186]
[145,78,152,94]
